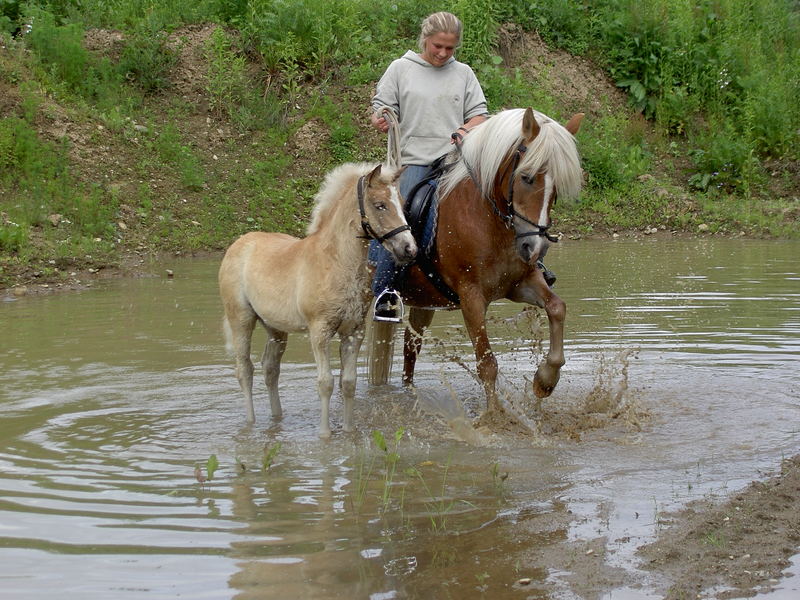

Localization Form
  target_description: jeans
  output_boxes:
[370,164,432,297]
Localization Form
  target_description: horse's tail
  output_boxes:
[368,320,397,385]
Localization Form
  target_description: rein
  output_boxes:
[357,175,411,243]
[451,137,559,244]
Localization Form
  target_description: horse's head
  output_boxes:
[504,108,583,263]
[360,164,417,265]
[507,108,584,265]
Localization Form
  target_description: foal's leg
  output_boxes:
[338,324,365,433]
[225,312,258,423]
[459,290,500,412]
[261,326,287,419]
[403,308,434,385]
[309,324,335,438]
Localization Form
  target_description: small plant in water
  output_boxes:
[262,442,282,472]
[490,461,509,495]
[373,428,405,511]
[195,454,219,486]
[408,457,476,534]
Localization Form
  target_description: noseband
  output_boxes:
[454,138,560,244]
[357,175,411,243]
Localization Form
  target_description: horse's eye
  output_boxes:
[375,203,387,211]
[521,174,535,185]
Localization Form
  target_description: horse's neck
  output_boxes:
[312,189,369,275]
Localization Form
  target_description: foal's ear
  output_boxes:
[366,163,383,186]
[522,107,541,142]
[564,113,585,136]
[392,165,408,182]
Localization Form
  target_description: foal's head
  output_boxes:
[361,164,417,265]
[504,108,584,264]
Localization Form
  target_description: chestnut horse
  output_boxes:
[368,108,583,413]
[219,163,416,438]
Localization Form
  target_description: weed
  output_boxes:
[373,428,405,511]
[703,530,727,548]
[195,453,219,486]
[118,17,178,94]
[262,442,282,471]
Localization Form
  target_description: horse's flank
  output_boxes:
[439,108,582,202]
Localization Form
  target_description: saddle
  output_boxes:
[403,157,460,304]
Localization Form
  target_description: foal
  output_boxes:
[219,163,416,437]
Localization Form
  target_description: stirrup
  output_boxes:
[536,260,557,288]
[373,289,403,323]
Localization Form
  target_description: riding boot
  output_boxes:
[373,289,403,323]
[536,259,557,288]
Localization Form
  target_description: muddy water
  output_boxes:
[1,238,798,599]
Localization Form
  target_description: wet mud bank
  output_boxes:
[637,455,800,599]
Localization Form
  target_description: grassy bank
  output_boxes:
[1,0,798,290]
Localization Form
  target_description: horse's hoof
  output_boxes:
[318,428,332,439]
[532,375,556,398]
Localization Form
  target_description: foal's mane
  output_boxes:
[439,108,582,202]
[306,162,374,236]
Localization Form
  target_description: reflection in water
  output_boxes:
[0,238,798,599]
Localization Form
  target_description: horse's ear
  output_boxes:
[522,108,540,142]
[393,165,407,182]
[565,113,585,136]
[366,163,383,186]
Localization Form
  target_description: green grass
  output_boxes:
[1,0,798,288]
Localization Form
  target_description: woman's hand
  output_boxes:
[370,112,390,133]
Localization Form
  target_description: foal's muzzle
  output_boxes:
[384,231,418,266]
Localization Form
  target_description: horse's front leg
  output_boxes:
[509,270,566,398]
[338,324,365,433]
[309,325,335,438]
[459,291,500,412]
[403,307,435,386]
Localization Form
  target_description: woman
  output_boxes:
[369,11,488,322]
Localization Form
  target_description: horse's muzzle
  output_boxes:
[517,235,546,265]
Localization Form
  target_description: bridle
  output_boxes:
[356,175,411,243]
[453,136,560,244]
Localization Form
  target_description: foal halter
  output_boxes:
[454,139,560,244]
[356,175,411,243]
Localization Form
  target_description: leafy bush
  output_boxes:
[24,7,121,102]
[118,18,178,93]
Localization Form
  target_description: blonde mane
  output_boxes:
[306,162,374,236]
[439,108,582,202]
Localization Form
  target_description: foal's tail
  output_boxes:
[367,320,397,385]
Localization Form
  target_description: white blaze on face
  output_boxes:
[389,184,404,215]
[538,172,554,227]
[523,171,554,261]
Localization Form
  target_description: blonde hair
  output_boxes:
[417,11,462,51]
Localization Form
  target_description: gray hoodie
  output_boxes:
[371,51,488,165]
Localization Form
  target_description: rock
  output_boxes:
[166,269,174,278]
[117,221,127,230]
[12,286,28,297]
[48,213,63,227]
[698,223,710,232]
